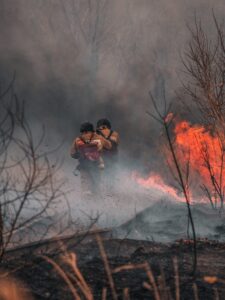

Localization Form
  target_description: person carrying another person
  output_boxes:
[96,118,119,195]
[70,121,112,199]
[96,118,119,165]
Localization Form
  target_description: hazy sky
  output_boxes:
[0,0,224,169]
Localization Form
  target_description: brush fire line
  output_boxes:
[133,120,224,204]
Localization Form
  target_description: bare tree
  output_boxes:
[200,138,224,210]
[148,92,197,276]
[0,78,71,260]
[58,0,116,105]
[183,14,225,134]
[182,14,225,209]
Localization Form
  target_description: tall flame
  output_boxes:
[174,121,224,190]
[133,120,224,203]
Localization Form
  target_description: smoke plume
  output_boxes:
[0,0,225,231]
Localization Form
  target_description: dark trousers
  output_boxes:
[79,160,102,199]
[102,154,118,195]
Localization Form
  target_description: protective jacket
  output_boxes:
[96,128,119,155]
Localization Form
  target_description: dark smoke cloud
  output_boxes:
[0,0,224,170]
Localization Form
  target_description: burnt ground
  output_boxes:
[2,235,225,300]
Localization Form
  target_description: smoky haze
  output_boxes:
[1,0,225,239]
[0,0,224,170]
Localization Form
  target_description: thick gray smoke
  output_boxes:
[1,0,225,234]
[1,0,224,162]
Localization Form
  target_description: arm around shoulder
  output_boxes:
[102,137,112,150]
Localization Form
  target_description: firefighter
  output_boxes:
[71,122,112,199]
[96,118,119,195]
[96,118,119,164]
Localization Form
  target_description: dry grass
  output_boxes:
[1,235,224,299]
[40,235,223,300]
[0,274,33,300]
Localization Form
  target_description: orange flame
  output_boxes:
[174,121,224,190]
[133,120,224,203]
[132,172,185,202]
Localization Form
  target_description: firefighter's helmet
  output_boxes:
[80,122,94,133]
[97,118,111,129]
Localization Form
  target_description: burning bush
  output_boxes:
[174,120,224,209]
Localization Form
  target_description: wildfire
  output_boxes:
[133,120,224,204]
[132,172,185,202]
[174,121,224,190]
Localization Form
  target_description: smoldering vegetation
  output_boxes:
[113,200,225,242]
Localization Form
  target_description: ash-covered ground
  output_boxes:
[4,232,225,299]
[15,160,225,247]
[4,163,225,300]
[64,161,225,244]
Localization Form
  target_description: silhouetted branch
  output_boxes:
[148,92,197,276]
[0,79,72,260]
[182,14,225,208]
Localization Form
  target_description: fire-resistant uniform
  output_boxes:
[97,128,119,166]
[96,119,119,195]
[71,129,112,199]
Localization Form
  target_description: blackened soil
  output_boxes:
[2,238,225,299]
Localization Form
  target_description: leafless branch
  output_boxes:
[0,79,72,261]
[148,92,197,276]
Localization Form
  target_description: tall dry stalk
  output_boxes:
[96,233,118,300]
[173,257,180,300]
[148,92,197,275]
